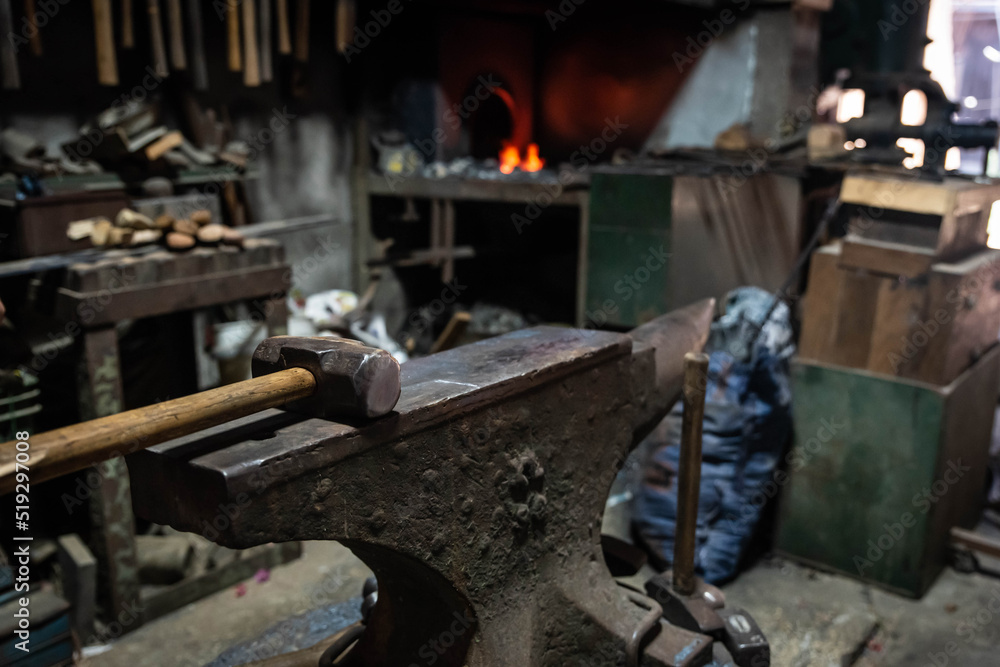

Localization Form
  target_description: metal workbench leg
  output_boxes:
[79,326,142,633]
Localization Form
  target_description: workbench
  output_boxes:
[0,240,293,633]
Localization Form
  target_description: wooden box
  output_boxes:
[0,189,129,259]
[776,346,1000,597]
[841,172,1000,263]
[798,242,1000,386]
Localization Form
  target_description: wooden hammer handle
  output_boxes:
[673,352,709,596]
[294,0,308,63]
[147,0,169,77]
[0,367,316,494]
[166,0,186,69]
[121,0,135,48]
[226,0,241,71]
[242,0,260,86]
[92,0,119,85]
[276,0,291,54]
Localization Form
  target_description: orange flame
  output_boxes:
[499,143,520,174]
[521,143,544,172]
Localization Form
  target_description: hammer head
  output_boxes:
[252,336,401,420]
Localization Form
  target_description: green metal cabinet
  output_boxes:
[585,172,673,328]
[776,346,1000,597]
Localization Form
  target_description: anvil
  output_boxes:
[128,300,716,666]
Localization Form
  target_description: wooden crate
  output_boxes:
[0,189,129,259]
[841,172,1000,263]
[798,242,1000,386]
[776,346,1000,597]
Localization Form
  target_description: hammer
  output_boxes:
[644,353,771,667]
[0,337,400,494]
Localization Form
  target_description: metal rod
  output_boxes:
[673,351,709,596]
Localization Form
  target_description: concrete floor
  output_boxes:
[84,542,1000,667]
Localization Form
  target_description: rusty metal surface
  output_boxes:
[129,301,715,666]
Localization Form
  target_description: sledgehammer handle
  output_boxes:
[673,352,709,596]
[0,367,316,494]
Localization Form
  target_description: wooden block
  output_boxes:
[840,235,937,279]
[58,534,96,641]
[842,172,1000,260]
[867,277,926,376]
[144,131,184,161]
[916,250,1000,385]
[798,243,841,362]
[828,266,882,369]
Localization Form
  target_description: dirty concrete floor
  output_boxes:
[723,556,1000,667]
[81,542,371,667]
[85,542,1000,667]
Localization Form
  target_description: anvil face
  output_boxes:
[129,303,715,667]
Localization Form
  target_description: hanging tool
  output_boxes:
[258,0,272,81]
[294,0,308,63]
[0,338,401,493]
[166,0,185,69]
[242,0,260,86]
[335,0,354,54]
[276,0,291,54]
[147,0,168,77]
[92,0,119,85]
[0,0,21,89]
[186,0,207,89]
[226,0,241,71]
[24,0,42,56]
[121,0,134,47]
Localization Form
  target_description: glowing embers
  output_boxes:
[498,142,545,174]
